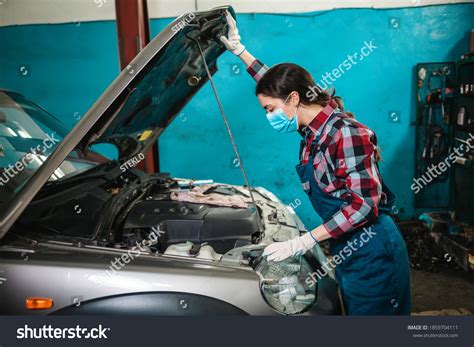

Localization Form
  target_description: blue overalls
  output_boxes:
[296,110,411,315]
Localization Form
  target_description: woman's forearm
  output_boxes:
[238,49,256,68]
[309,224,332,242]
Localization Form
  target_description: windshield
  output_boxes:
[0,91,106,210]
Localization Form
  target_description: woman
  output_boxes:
[220,12,411,315]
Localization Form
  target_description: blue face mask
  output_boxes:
[266,94,299,133]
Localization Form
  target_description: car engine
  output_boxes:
[122,185,262,254]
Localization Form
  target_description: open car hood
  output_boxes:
[80,5,230,151]
[0,6,232,237]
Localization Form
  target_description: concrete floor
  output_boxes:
[411,268,474,315]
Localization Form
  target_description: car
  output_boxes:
[0,6,341,315]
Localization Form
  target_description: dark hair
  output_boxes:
[256,63,354,118]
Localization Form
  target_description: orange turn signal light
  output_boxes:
[26,297,54,310]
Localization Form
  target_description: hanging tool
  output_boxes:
[420,69,450,180]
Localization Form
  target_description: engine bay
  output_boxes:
[15,168,301,262]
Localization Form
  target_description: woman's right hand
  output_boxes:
[220,11,246,56]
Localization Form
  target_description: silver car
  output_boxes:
[0,6,341,315]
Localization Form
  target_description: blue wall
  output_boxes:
[0,4,472,229]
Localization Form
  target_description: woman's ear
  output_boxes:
[290,91,300,106]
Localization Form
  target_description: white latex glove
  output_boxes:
[263,233,317,262]
[220,11,246,56]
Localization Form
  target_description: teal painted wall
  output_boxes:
[0,4,473,229]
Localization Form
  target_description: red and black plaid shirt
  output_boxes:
[248,59,385,239]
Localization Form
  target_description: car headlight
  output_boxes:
[254,255,317,315]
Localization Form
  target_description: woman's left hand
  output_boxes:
[262,233,316,262]
[220,11,246,56]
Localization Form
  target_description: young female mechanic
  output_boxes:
[220,12,411,315]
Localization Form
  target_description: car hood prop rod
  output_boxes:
[189,34,264,235]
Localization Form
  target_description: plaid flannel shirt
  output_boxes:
[247,59,384,239]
